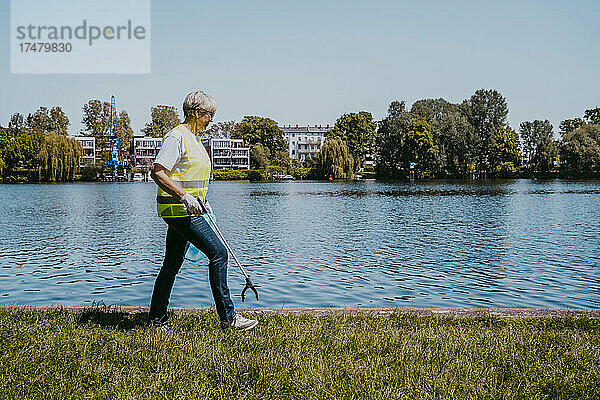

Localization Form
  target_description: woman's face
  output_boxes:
[195,109,214,129]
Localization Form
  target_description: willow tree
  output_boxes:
[250,143,270,169]
[327,111,377,170]
[316,138,354,179]
[37,132,83,181]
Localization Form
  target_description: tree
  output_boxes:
[49,107,70,135]
[0,126,80,181]
[24,106,69,135]
[232,116,287,164]
[534,135,559,175]
[387,101,406,118]
[80,161,104,182]
[204,121,236,139]
[375,104,438,178]
[0,128,20,174]
[8,113,25,137]
[401,116,438,175]
[0,127,9,176]
[519,120,556,175]
[315,138,354,179]
[463,89,508,169]
[36,132,82,181]
[0,130,44,175]
[561,123,600,176]
[327,111,377,170]
[271,150,292,170]
[559,118,584,137]
[490,125,521,176]
[250,143,270,169]
[19,131,45,171]
[410,98,475,177]
[376,103,412,178]
[26,107,51,133]
[410,98,456,123]
[437,111,476,177]
[82,99,132,155]
[82,99,111,150]
[584,107,600,125]
[117,110,134,152]
[141,105,180,137]
[519,121,535,163]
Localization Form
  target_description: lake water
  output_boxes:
[0,180,599,309]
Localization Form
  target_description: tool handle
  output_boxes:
[203,207,250,280]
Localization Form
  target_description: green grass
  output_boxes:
[0,309,599,399]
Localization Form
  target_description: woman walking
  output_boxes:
[148,90,258,331]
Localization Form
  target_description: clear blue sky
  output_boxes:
[1,0,599,136]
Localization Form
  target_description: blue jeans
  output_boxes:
[149,216,236,322]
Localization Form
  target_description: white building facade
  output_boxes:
[202,138,250,170]
[280,125,331,164]
[132,136,162,170]
[72,136,96,166]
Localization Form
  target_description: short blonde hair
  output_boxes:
[183,90,217,119]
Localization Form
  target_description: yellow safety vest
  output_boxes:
[156,125,211,218]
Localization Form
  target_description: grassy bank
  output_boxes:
[1,309,599,399]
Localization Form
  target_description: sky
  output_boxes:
[1,0,599,136]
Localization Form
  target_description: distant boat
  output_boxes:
[280,174,295,180]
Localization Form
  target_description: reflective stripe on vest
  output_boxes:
[174,179,210,189]
[156,125,212,218]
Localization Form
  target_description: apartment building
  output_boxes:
[132,136,162,170]
[202,138,250,170]
[72,136,96,166]
[280,125,330,164]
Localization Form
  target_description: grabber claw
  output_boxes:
[241,277,259,302]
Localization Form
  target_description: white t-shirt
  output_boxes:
[153,125,191,173]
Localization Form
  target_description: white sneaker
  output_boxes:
[148,317,170,332]
[226,314,258,331]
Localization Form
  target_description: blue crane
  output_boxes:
[106,95,123,178]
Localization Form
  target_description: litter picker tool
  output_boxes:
[199,200,259,302]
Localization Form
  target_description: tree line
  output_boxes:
[2,92,598,182]
[0,107,82,182]
[320,90,600,179]
[200,90,600,180]
[0,101,180,182]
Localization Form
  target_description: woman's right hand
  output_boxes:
[181,193,204,215]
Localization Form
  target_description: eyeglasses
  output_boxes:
[198,108,215,119]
